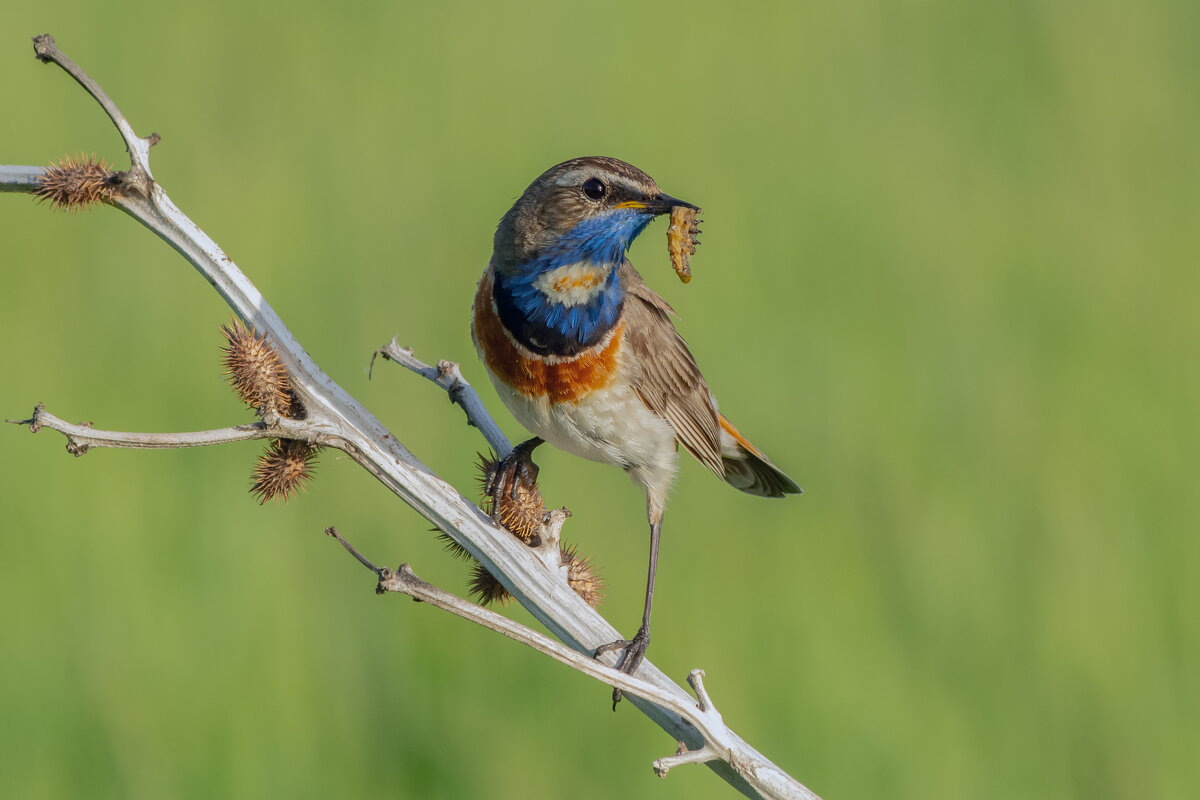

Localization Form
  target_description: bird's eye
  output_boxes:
[582,178,607,200]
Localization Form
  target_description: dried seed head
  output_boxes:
[477,451,545,543]
[221,321,299,417]
[466,451,589,607]
[250,439,319,503]
[35,154,121,211]
[437,532,473,561]
[666,205,702,284]
[562,543,605,608]
[463,543,603,608]
[476,451,499,496]
[469,563,513,606]
[496,483,545,542]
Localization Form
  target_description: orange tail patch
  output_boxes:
[719,414,768,460]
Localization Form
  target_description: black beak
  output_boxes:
[646,192,698,215]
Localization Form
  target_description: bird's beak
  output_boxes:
[616,193,699,215]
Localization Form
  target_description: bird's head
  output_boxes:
[492,156,696,275]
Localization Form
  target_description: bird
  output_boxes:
[471,156,801,704]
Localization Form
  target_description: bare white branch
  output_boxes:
[3,34,823,800]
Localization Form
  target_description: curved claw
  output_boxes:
[484,437,543,505]
[595,626,650,709]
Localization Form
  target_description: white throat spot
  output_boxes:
[533,262,610,307]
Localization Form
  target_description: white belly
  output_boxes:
[484,368,679,510]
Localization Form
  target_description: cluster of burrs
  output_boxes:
[220,321,319,502]
[439,448,604,610]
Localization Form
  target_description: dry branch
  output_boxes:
[326,525,742,753]
[2,34,822,800]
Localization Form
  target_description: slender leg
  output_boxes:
[595,514,662,708]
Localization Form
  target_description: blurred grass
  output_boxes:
[2,1,1198,798]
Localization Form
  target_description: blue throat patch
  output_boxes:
[494,210,653,356]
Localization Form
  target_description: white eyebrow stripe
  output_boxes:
[554,169,590,187]
[553,169,648,195]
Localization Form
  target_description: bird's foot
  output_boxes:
[594,626,650,709]
[482,437,544,542]
[484,437,543,501]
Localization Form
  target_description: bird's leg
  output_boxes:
[595,515,662,709]
[484,437,544,508]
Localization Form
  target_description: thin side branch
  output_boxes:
[372,339,512,459]
[689,669,718,715]
[326,527,734,753]
[32,34,159,181]
[325,526,384,575]
[654,741,723,778]
[8,404,322,455]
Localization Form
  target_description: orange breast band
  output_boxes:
[474,269,623,404]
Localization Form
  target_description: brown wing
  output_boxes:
[619,262,726,478]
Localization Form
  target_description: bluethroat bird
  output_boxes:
[472,156,801,704]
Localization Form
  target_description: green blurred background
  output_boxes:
[2,2,1197,798]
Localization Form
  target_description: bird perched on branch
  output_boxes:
[472,156,801,705]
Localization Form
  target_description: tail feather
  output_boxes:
[718,415,802,498]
